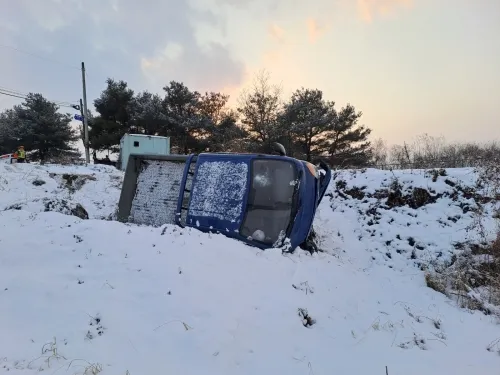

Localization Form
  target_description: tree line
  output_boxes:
[0,71,372,165]
[371,134,500,169]
[0,71,497,169]
[87,71,372,165]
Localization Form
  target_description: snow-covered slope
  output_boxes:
[319,167,498,269]
[0,162,122,219]
[1,163,499,375]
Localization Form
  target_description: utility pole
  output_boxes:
[79,98,87,160]
[81,62,90,164]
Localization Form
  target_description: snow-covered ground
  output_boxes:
[0,163,122,220]
[1,163,499,375]
[321,167,499,270]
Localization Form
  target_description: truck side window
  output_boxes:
[133,141,139,147]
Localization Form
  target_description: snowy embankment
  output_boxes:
[319,167,498,270]
[0,163,122,220]
[0,163,499,375]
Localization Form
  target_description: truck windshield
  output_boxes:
[240,159,299,245]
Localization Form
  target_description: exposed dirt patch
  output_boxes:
[49,173,97,193]
[4,198,89,219]
[334,176,495,213]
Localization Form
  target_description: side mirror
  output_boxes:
[272,142,286,156]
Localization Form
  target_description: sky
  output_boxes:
[0,0,499,147]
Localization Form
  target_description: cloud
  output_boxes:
[0,0,246,110]
[268,24,285,42]
[141,42,244,93]
[213,0,282,12]
[306,18,329,44]
[357,0,413,22]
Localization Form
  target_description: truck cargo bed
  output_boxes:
[117,154,191,226]
[129,160,185,226]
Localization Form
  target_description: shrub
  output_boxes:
[424,157,500,318]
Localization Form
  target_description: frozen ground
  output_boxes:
[0,162,499,375]
[0,163,122,220]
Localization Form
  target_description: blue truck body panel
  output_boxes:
[184,153,252,235]
[117,151,331,251]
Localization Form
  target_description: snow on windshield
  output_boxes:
[188,160,248,222]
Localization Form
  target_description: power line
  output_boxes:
[0,84,78,105]
[0,43,80,70]
[0,90,77,108]
[0,90,26,100]
[0,88,79,109]
[0,86,25,96]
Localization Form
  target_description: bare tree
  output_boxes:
[411,133,446,168]
[389,144,412,168]
[371,137,388,166]
[386,134,500,169]
[237,69,283,152]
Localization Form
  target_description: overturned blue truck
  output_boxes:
[117,145,331,252]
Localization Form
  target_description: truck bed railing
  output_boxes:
[175,154,198,227]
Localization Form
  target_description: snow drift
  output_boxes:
[0,163,499,375]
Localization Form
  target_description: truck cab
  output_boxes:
[117,151,331,252]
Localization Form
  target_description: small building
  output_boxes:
[117,134,171,171]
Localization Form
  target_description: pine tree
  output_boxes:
[281,89,372,165]
[132,91,167,135]
[88,117,124,156]
[0,108,26,154]
[91,78,135,153]
[281,88,336,161]
[198,91,247,152]
[206,111,248,152]
[162,81,210,154]
[14,93,79,162]
[316,104,372,166]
